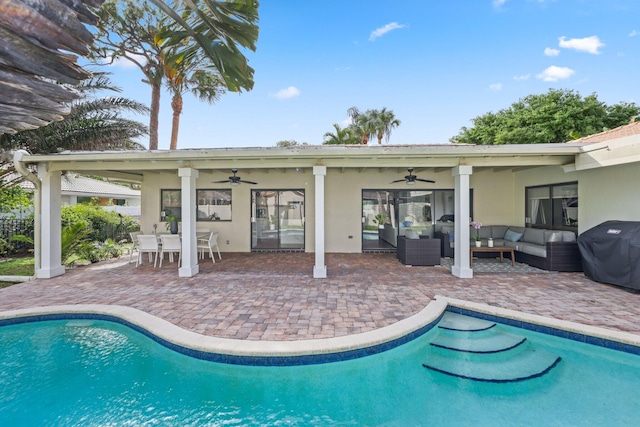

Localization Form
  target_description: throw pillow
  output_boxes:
[504,229,523,242]
[448,231,455,241]
[405,229,420,239]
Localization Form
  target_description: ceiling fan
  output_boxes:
[391,168,435,185]
[213,169,257,186]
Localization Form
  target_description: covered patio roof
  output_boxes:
[18,143,586,183]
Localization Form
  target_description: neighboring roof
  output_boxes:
[59,175,140,198]
[9,173,140,199]
[572,120,640,143]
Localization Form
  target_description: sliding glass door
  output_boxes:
[251,190,305,250]
[362,189,461,250]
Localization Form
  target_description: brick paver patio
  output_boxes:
[1,252,639,340]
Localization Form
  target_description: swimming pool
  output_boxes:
[1,307,640,425]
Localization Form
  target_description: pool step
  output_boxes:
[437,312,496,332]
[431,330,526,354]
[423,312,561,382]
[423,348,561,383]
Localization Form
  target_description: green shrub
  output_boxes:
[61,204,138,242]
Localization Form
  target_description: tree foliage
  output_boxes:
[451,89,640,145]
[0,73,147,154]
[92,0,259,150]
[276,140,307,147]
[345,106,401,145]
[322,124,359,145]
[0,186,31,216]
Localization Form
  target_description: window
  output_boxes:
[197,189,232,221]
[161,189,181,221]
[526,182,577,230]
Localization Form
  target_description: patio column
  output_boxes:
[452,165,473,279]
[37,164,65,278]
[178,167,199,278]
[313,165,327,278]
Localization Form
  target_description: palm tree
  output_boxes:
[322,124,359,145]
[92,0,259,150]
[0,73,148,155]
[164,58,225,149]
[370,107,401,145]
[347,106,376,145]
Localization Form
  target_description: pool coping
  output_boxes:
[1,297,640,364]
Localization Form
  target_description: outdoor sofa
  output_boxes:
[435,225,583,272]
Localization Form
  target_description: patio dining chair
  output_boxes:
[129,231,142,263]
[136,235,159,267]
[197,232,221,263]
[159,234,182,267]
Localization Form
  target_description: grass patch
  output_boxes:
[0,257,35,276]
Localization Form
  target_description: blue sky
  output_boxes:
[97,0,639,149]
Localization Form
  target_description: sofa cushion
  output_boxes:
[491,225,509,239]
[492,238,507,247]
[561,231,576,242]
[477,227,493,239]
[546,231,563,242]
[503,241,519,249]
[523,228,546,246]
[405,229,420,239]
[520,243,547,258]
[448,231,455,241]
[504,229,523,242]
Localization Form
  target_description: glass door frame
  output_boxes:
[251,189,305,251]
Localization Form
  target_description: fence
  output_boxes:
[1,218,138,256]
[0,218,34,254]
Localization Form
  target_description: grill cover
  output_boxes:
[577,221,640,289]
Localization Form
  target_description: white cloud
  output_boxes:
[558,35,605,54]
[492,0,507,7]
[544,47,560,57]
[369,22,406,41]
[489,83,503,91]
[270,86,301,100]
[513,74,530,81]
[536,65,575,82]
[629,30,639,37]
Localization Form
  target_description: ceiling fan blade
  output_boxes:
[415,178,436,183]
[390,179,406,183]
[212,180,231,183]
[239,179,258,185]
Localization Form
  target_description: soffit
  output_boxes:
[23,144,581,178]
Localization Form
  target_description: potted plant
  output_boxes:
[269,214,277,230]
[470,220,482,247]
[373,213,387,229]
[164,209,180,234]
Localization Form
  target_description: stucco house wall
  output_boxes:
[140,169,318,253]
[469,169,516,226]
[577,162,640,232]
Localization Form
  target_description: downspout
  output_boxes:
[13,150,41,274]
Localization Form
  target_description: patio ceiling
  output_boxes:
[19,143,584,183]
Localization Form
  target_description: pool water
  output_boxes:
[1,316,640,426]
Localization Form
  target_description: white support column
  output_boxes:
[452,165,473,279]
[178,168,199,278]
[37,164,65,278]
[313,165,327,278]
